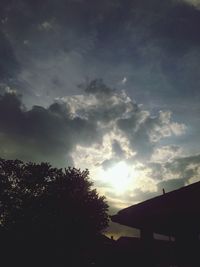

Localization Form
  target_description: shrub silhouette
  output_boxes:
[0,158,109,266]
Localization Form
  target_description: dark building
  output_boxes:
[111,181,200,267]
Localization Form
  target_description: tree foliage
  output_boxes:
[0,158,109,242]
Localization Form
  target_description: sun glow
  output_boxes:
[103,161,133,194]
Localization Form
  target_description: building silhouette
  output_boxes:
[111,181,200,267]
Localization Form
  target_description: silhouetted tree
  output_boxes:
[0,158,109,266]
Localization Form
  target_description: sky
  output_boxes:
[1,0,200,238]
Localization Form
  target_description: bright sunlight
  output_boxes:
[103,161,133,194]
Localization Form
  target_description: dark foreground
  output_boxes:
[1,234,200,267]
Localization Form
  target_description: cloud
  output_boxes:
[112,152,200,207]
[0,91,98,166]
[157,178,186,193]
[164,154,200,183]
[0,79,186,175]
[153,153,200,181]
[117,109,185,161]
[2,0,200,104]
[0,0,200,132]
[151,145,182,163]
[145,153,200,196]
[0,30,19,83]
[68,80,186,164]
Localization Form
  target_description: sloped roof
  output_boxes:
[111,181,200,236]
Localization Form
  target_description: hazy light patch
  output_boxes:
[100,162,133,195]
[98,161,155,198]
[105,222,140,240]
[105,195,134,210]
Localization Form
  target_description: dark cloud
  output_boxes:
[144,154,200,197]
[165,154,200,182]
[112,140,125,158]
[0,92,99,166]
[83,79,115,95]
[1,0,200,110]
[118,110,185,160]
[0,31,19,83]
[102,159,119,171]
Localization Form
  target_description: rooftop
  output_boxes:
[111,181,200,236]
